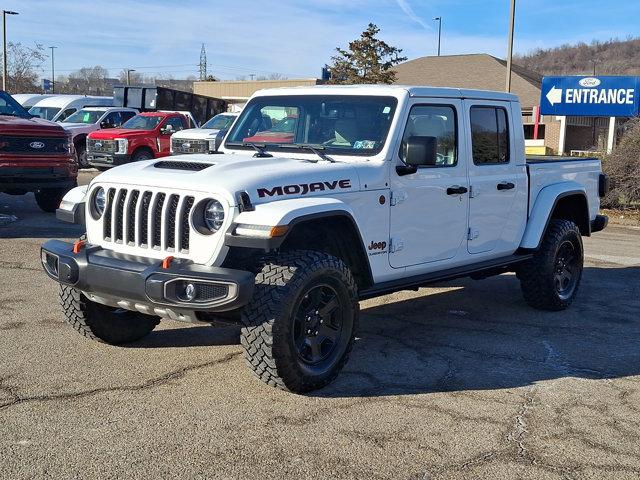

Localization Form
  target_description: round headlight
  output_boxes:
[203,199,224,231]
[93,187,106,218]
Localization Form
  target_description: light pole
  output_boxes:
[49,46,57,93]
[433,17,442,56]
[126,69,136,85]
[2,10,18,92]
[505,0,516,92]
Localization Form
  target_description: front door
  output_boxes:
[464,100,525,255]
[389,100,469,268]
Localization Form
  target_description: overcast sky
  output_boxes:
[4,0,638,80]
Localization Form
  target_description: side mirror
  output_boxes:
[100,121,113,129]
[404,136,437,167]
[161,125,173,135]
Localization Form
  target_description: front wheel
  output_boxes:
[132,149,154,162]
[34,187,69,213]
[59,285,159,344]
[517,219,584,311]
[240,251,359,393]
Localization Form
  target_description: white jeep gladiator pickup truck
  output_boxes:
[41,85,609,393]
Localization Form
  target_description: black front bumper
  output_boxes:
[0,167,76,192]
[87,153,131,168]
[40,240,254,312]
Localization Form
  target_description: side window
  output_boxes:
[58,108,76,121]
[163,116,185,132]
[121,111,136,123]
[399,105,457,167]
[470,106,510,165]
[103,111,122,126]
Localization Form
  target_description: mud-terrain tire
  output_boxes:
[34,188,67,213]
[517,219,584,311]
[59,285,160,344]
[240,250,359,393]
[132,149,153,162]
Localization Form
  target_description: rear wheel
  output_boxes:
[240,250,359,392]
[59,285,159,344]
[34,187,68,213]
[517,219,584,311]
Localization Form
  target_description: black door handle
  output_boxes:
[497,182,515,190]
[447,185,468,195]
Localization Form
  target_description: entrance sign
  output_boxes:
[540,76,640,117]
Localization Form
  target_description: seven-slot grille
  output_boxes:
[102,188,196,253]
[171,137,208,154]
[87,138,117,153]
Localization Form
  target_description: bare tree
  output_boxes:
[2,42,47,93]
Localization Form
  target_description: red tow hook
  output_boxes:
[72,240,86,254]
[162,256,174,269]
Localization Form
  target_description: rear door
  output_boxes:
[464,101,527,256]
[389,99,469,268]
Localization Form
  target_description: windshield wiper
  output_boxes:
[242,142,273,158]
[282,143,335,163]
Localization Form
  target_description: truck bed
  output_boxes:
[526,156,602,220]
[526,155,599,164]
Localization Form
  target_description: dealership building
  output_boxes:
[194,54,622,154]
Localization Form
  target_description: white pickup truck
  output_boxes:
[170,112,239,155]
[42,85,608,393]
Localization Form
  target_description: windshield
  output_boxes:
[0,92,32,118]
[202,114,236,130]
[225,95,397,155]
[64,109,106,124]
[28,106,60,121]
[121,115,162,130]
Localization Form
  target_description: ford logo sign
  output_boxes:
[94,142,103,149]
[182,142,191,150]
[579,77,601,88]
[29,141,45,149]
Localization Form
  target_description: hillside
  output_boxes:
[514,37,640,76]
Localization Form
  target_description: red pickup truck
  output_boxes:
[86,111,188,169]
[0,90,76,212]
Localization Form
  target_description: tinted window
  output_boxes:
[57,108,77,122]
[400,105,457,167]
[103,111,123,127]
[0,92,33,118]
[163,116,185,132]
[122,115,162,130]
[470,107,509,165]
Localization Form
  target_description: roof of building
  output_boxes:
[393,53,542,108]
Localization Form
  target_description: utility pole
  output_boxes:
[433,17,442,56]
[505,0,516,92]
[126,69,136,86]
[49,46,57,93]
[2,10,18,91]
[249,74,255,81]
[199,43,207,80]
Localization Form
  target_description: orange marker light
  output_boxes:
[269,225,289,237]
[72,240,86,254]
[162,256,174,269]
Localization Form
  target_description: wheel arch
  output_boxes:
[225,199,373,289]
[131,145,155,160]
[520,183,591,250]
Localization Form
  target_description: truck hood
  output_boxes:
[0,115,68,137]
[92,153,361,205]
[61,123,97,137]
[172,128,220,140]
[89,128,153,140]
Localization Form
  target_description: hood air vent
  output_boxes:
[154,161,212,171]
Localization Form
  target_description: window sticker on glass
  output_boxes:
[353,140,376,149]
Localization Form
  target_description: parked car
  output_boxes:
[243,114,297,144]
[60,107,138,168]
[170,112,238,155]
[28,95,114,122]
[12,93,55,109]
[86,111,189,168]
[0,90,76,212]
[43,85,609,392]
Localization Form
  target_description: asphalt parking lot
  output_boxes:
[1,172,639,479]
